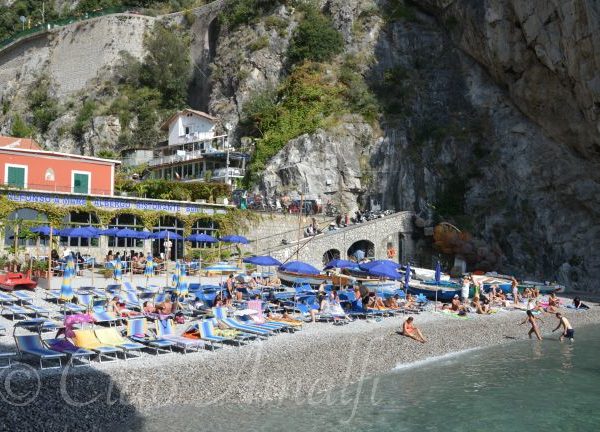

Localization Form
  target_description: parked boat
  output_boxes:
[407,280,461,301]
[0,272,37,291]
[277,269,399,295]
[411,266,451,282]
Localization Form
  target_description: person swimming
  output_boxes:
[520,310,544,340]
[552,313,574,341]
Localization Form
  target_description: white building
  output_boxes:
[161,109,218,146]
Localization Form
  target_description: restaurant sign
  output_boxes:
[4,191,228,215]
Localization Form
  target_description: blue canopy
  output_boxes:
[243,255,282,266]
[84,226,102,235]
[186,233,218,243]
[323,259,357,270]
[359,260,401,270]
[115,228,149,239]
[360,261,401,280]
[150,230,183,240]
[279,261,320,275]
[30,226,60,236]
[435,261,442,285]
[100,228,120,236]
[61,227,98,238]
[219,235,249,244]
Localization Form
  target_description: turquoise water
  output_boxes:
[141,325,600,432]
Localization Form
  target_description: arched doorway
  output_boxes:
[5,208,49,249]
[322,249,341,265]
[152,216,184,260]
[347,240,375,261]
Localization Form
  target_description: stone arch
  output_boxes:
[347,240,375,261]
[152,216,185,260]
[322,248,341,265]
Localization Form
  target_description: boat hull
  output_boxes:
[407,282,461,301]
[0,273,37,291]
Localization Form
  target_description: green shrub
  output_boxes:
[264,14,287,36]
[72,100,96,142]
[384,0,418,22]
[248,35,269,51]
[242,63,345,184]
[11,115,34,138]
[287,5,343,65]
[339,57,379,123]
[219,0,284,29]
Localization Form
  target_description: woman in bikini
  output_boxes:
[401,317,426,343]
[520,310,544,340]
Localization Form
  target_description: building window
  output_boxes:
[60,211,99,248]
[5,164,27,188]
[189,220,219,249]
[107,214,145,249]
[72,171,90,194]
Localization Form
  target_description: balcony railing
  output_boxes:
[148,135,231,167]
[212,167,245,179]
[1,182,113,196]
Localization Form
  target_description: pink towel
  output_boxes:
[247,300,265,324]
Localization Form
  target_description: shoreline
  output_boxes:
[2,300,600,430]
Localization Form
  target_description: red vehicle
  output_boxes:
[0,272,37,291]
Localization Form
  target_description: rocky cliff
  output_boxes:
[0,0,598,291]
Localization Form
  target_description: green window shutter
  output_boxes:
[73,173,89,194]
[7,166,25,188]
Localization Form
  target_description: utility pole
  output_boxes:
[42,2,45,24]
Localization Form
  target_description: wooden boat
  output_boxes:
[277,269,399,294]
[0,272,37,291]
[407,280,461,301]
[411,266,451,282]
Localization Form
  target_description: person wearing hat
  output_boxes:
[328,222,337,231]
[451,294,462,312]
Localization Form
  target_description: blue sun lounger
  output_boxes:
[46,339,95,367]
[14,335,65,369]
[94,327,145,360]
[213,307,272,337]
[0,351,16,368]
[1,304,31,320]
[91,308,121,326]
[121,291,142,311]
[0,292,17,304]
[12,290,33,304]
[26,304,52,318]
[126,318,175,354]
[154,319,205,353]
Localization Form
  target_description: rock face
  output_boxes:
[259,116,373,212]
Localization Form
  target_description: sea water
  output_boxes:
[140,324,600,432]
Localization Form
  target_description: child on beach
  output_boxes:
[519,310,544,340]
[401,317,427,343]
[552,313,574,342]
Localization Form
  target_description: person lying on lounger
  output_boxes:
[546,293,560,313]
[401,317,426,343]
[383,295,401,309]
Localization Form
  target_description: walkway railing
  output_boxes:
[0,6,131,50]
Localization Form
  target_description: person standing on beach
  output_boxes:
[552,313,574,342]
[461,277,470,302]
[520,310,544,340]
[511,277,520,305]
[401,317,426,343]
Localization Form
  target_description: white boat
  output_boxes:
[411,266,451,282]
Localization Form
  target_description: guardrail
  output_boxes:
[0,6,131,50]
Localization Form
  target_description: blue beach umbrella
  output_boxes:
[323,259,357,270]
[60,255,75,302]
[219,235,249,245]
[359,261,401,280]
[150,230,183,240]
[243,255,282,266]
[116,228,149,239]
[185,233,218,243]
[144,256,154,277]
[404,263,411,290]
[279,261,320,275]
[113,257,123,282]
[360,260,401,270]
[30,226,60,236]
[435,261,442,285]
[100,228,120,236]
[63,227,98,238]
[172,261,188,296]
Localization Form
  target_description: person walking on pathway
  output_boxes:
[552,313,574,342]
[520,310,544,340]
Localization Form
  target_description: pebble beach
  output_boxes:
[1,285,599,431]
